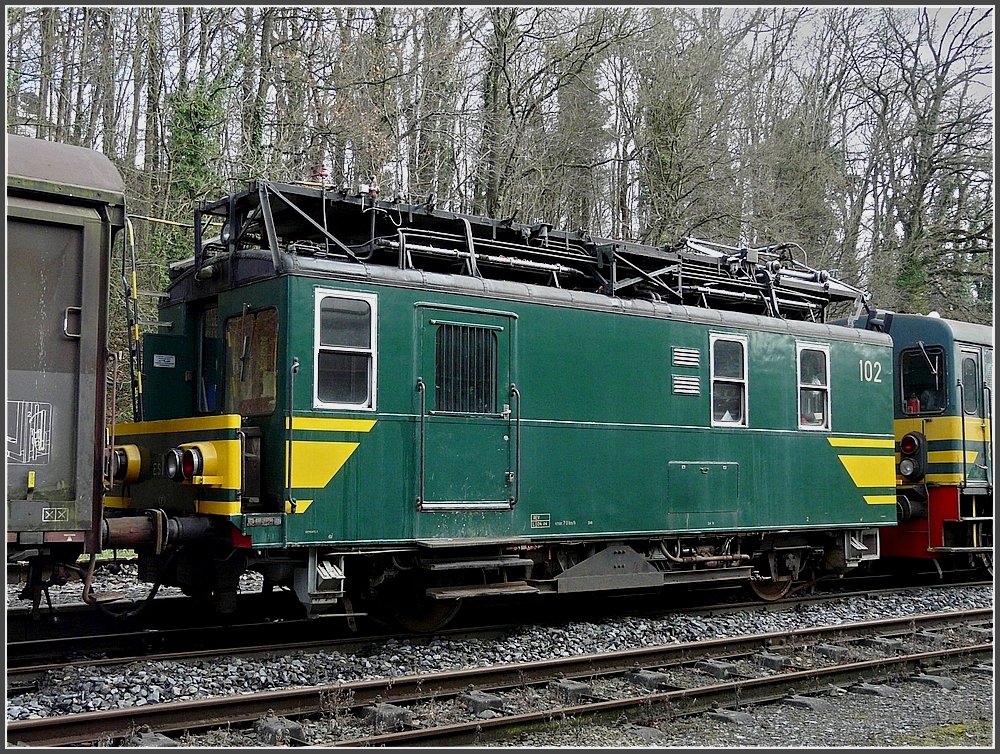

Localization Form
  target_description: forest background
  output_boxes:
[5,5,994,324]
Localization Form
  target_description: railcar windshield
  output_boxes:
[900,346,946,414]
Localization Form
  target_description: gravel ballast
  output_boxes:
[5,578,994,747]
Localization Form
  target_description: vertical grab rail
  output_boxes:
[285,357,299,519]
[983,383,993,491]
[105,351,120,492]
[416,378,427,509]
[958,379,969,489]
[509,383,521,507]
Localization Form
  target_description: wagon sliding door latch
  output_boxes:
[62,306,82,339]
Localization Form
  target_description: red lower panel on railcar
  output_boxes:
[880,487,961,558]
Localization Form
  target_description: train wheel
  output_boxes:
[379,569,464,632]
[746,577,793,601]
[977,553,994,577]
[391,598,462,633]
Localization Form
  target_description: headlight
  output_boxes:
[163,443,219,483]
[164,448,184,481]
[181,448,203,479]
[899,458,916,477]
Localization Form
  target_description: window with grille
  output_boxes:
[435,324,498,414]
[314,290,377,409]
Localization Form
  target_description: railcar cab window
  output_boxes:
[710,334,747,426]
[984,348,994,405]
[961,356,980,415]
[224,307,278,416]
[314,290,377,410]
[797,344,830,430]
[900,346,945,414]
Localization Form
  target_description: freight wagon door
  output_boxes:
[416,308,515,510]
[6,204,104,540]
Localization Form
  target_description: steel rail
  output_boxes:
[332,644,994,747]
[5,609,991,747]
[7,579,991,673]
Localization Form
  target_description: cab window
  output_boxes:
[224,307,278,416]
[196,305,218,413]
[900,346,946,414]
[962,356,980,414]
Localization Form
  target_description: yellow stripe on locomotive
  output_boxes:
[895,416,991,485]
[827,436,896,505]
[107,414,244,516]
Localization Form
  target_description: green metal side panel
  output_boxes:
[268,277,896,547]
[127,274,896,548]
[141,333,196,420]
[666,461,739,529]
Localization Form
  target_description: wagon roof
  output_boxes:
[6,133,125,207]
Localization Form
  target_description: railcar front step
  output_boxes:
[426,581,540,599]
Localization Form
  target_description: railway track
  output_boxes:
[6,608,992,747]
[7,580,990,676]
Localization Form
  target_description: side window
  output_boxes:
[435,324,498,413]
[984,348,993,391]
[197,305,218,413]
[798,344,830,430]
[710,335,747,426]
[962,356,980,414]
[900,346,945,414]
[314,290,377,409]
[224,307,278,416]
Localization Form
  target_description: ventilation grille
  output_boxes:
[672,347,701,368]
[672,375,701,395]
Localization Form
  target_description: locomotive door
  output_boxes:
[416,307,516,510]
[959,348,991,488]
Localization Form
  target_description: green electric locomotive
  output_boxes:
[99,179,896,628]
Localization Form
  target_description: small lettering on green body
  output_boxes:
[530,513,550,528]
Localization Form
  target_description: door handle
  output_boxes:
[62,306,82,339]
